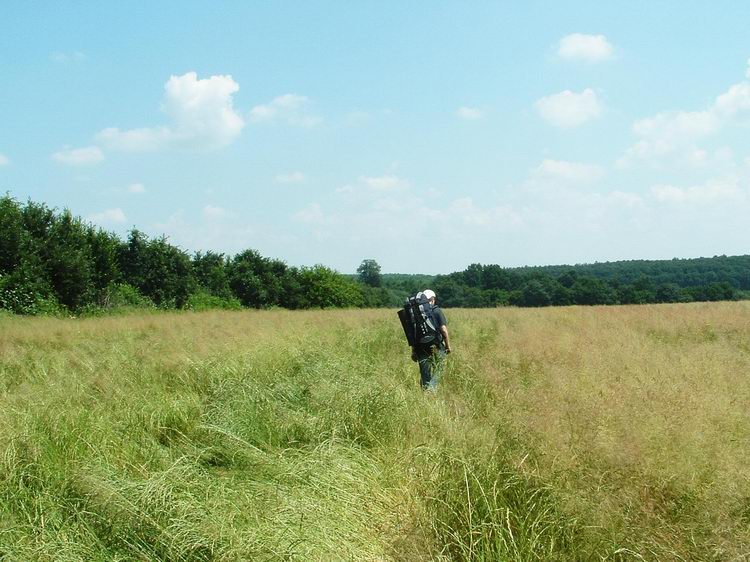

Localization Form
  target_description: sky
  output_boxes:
[2,1,750,274]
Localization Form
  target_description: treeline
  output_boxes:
[2,195,748,315]
[433,261,748,308]
[514,255,750,290]
[0,195,381,315]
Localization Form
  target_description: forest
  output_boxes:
[431,257,748,307]
[0,194,747,315]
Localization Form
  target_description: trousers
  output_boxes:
[417,347,447,390]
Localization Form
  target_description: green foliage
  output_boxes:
[361,285,391,307]
[192,251,232,299]
[0,194,23,274]
[119,230,194,308]
[357,258,382,287]
[102,283,155,310]
[298,264,364,308]
[186,291,242,311]
[227,249,287,308]
[435,260,743,308]
[1,194,746,315]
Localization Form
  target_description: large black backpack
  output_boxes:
[397,292,441,347]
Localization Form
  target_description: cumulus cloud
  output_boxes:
[619,65,750,168]
[127,183,146,193]
[249,94,321,127]
[97,72,244,152]
[448,197,523,227]
[275,171,305,184]
[714,83,750,117]
[651,177,743,204]
[535,88,602,128]
[457,106,483,120]
[0,153,9,166]
[52,146,104,166]
[88,208,126,225]
[557,34,614,62]
[536,159,605,183]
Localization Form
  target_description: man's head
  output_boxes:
[423,289,436,303]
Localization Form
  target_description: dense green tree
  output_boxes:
[43,210,94,309]
[2,194,748,314]
[299,265,364,308]
[193,251,232,299]
[227,250,270,308]
[655,283,682,303]
[571,277,617,305]
[357,259,382,287]
[463,263,483,288]
[0,195,23,274]
[118,230,193,307]
[513,280,552,307]
[482,264,515,291]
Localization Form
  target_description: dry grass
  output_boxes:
[1,303,749,560]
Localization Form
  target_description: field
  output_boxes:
[1,303,749,561]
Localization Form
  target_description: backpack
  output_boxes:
[397,292,441,347]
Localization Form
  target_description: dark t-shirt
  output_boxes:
[432,306,447,331]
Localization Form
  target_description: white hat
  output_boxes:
[422,289,436,300]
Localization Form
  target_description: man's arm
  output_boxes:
[441,325,451,353]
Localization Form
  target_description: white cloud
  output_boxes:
[536,159,605,183]
[97,127,173,152]
[457,106,482,120]
[619,66,750,168]
[97,72,244,151]
[535,88,602,128]
[127,183,146,193]
[249,94,321,127]
[275,171,305,184]
[714,83,750,117]
[52,146,104,166]
[0,154,9,166]
[88,208,126,225]
[651,177,743,204]
[448,197,523,227]
[557,34,614,62]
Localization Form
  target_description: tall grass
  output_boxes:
[1,303,749,560]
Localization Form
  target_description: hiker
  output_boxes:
[410,289,451,391]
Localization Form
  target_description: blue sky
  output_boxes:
[2,2,750,273]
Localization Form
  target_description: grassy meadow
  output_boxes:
[1,302,749,560]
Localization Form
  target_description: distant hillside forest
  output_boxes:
[431,257,750,307]
[0,194,747,315]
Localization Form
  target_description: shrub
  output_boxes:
[186,291,242,311]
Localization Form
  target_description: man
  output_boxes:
[412,289,451,391]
